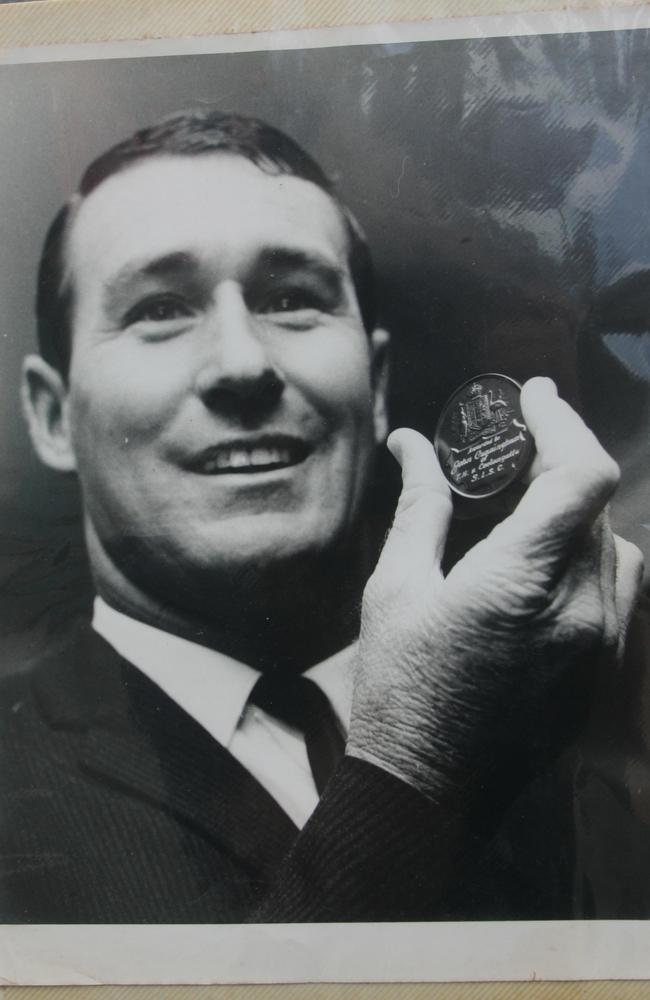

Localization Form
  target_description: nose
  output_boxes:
[194,282,284,414]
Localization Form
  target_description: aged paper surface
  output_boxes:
[0,0,648,48]
[1,0,649,994]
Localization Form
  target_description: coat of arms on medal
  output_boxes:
[434,374,534,499]
[453,382,512,444]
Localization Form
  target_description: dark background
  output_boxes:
[1,28,648,670]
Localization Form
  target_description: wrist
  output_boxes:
[347,702,471,803]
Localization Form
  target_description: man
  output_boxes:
[0,109,642,922]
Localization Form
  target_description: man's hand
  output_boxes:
[348,377,644,803]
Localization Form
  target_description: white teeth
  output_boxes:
[203,447,293,472]
[248,448,268,466]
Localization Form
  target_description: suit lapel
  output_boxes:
[33,623,299,882]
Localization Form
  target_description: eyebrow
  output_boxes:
[102,246,346,314]
[256,248,345,294]
[102,251,202,309]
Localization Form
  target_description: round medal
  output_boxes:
[434,374,534,499]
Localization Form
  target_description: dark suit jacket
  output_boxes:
[8,608,644,923]
[1,621,495,923]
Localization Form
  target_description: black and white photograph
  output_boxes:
[0,4,649,981]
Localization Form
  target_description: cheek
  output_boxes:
[67,347,185,455]
[289,333,376,430]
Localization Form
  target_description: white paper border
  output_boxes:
[2,921,650,984]
[1,4,649,986]
[0,3,649,65]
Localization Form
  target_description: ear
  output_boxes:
[21,354,77,472]
[369,327,390,444]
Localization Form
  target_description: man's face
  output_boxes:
[57,154,388,595]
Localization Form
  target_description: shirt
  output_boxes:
[92,597,354,828]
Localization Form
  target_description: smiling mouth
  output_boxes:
[186,436,311,475]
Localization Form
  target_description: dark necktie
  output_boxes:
[249,671,346,795]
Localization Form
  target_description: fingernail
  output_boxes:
[386,430,401,460]
[532,376,558,396]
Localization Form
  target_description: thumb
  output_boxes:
[376,428,452,587]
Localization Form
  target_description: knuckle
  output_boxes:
[554,586,608,648]
[397,482,450,518]
[602,455,621,492]
[557,607,606,650]
[363,570,402,616]
[362,571,384,610]
[594,455,621,495]
[570,456,620,503]
[364,574,405,615]
[363,559,423,619]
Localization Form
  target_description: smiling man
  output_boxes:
[27,142,387,671]
[1,110,643,922]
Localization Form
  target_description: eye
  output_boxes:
[259,289,324,314]
[124,295,194,327]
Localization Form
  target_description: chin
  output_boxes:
[188,516,347,572]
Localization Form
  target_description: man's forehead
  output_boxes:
[67,152,351,285]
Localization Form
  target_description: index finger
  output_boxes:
[522,378,612,474]
[501,377,620,545]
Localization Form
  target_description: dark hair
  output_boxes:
[35,109,376,375]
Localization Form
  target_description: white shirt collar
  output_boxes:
[306,646,354,732]
[92,597,355,746]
